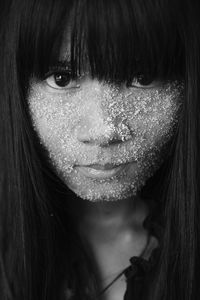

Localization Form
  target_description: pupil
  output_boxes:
[54,74,70,87]
[137,74,153,85]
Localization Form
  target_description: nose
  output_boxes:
[76,82,131,146]
[76,119,126,146]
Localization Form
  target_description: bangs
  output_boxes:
[18,0,185,85]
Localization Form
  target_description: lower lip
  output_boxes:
[75,164,128,179]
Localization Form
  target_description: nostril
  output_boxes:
[76,114,133,145]
[100,136,124,147]
[76,122,133,146]
[80,136,123,146]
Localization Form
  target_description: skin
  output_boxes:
[28,30,183,203]
[28,73,182,298]
[28,39,183,299]
[77,196,158,300]
[28,76,183,202]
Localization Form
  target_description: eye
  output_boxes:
[127,75,161,88]
[45,72,80,90]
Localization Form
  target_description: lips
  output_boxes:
[86,163,121,170]
[75,163,129,179]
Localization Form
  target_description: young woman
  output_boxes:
[0,0,200,299]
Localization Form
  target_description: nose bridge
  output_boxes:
[93,80,125,119]
[87,82,118,138]
[77,81,130,145]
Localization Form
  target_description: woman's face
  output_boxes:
[28,47,183,202]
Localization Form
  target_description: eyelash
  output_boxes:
[44,69,159,90]
[44,69,80,90]
[127,75,158,88]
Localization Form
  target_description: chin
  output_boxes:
[56,158,160,202]
[66,181,143,202]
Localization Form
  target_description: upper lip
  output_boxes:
[78,163,127,170]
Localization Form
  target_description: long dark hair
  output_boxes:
[0,0,200,299]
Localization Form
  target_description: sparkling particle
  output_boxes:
[28,78,184,202]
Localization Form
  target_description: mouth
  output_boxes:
[74,163,129,179]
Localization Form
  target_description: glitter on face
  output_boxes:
[28,77,183,202]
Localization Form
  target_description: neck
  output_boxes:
[66,194,152,288]
[76,195,149,244]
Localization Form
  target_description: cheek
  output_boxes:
[28,85,81,154]
[123,83,182,149]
